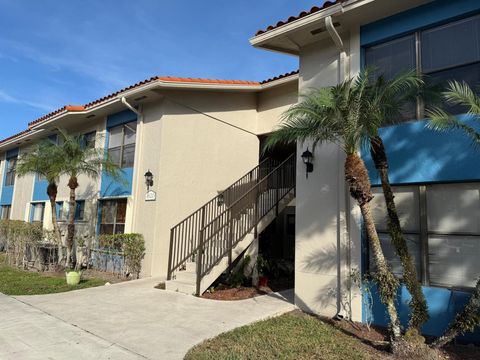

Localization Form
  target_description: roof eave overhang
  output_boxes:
[249,3,345,54]
[12,75,299,148]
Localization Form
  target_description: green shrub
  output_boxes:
[98,233,146,279]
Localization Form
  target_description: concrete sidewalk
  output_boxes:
[0,278,295,360]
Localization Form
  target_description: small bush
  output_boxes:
[98,233,145,279]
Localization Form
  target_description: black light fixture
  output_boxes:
[144,170,154,190]
[301,148,314,178]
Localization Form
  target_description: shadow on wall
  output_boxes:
[364,117,480,185]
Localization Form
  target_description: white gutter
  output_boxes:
[325,15,348,83]
[121,97,142,117]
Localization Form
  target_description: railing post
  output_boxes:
[196,207,206,296]
[167,229,174,280]
[228,210,233,267]
[275,171,280,216]
[196,227,204,296]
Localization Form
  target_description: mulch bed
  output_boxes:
[202,286,270,300]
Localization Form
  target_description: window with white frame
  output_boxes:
[365,14,480,119]
[368,182,480,289]
[31,203,45,223]
[108,122,137,168]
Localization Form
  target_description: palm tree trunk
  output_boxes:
[370,136,429,331]
[47,183,64,267]
[345,153,402,345]
[66,176,78,268]
[432,278,480,348]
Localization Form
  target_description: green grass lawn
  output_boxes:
[0,253,107,296]
[185,312,386,360]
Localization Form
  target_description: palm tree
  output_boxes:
[55,129,122,268]
[427,81,480,347]
[266,72,402,347]
[17,139,64,263]
[367,72,429,332]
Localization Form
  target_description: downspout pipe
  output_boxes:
[326,14,352,320]
[325,15,344,52]
[121,96,142,117]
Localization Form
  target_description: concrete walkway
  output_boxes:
[0,278,295,360]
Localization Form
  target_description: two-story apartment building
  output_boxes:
[3,0,480,344]
[251,0,480,342]
[0,73,298,279]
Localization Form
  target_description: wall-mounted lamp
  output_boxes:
[144,170,154,190]
[301,148,314,178]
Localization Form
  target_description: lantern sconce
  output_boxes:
[301,148,314,179]
[144,170,154,190]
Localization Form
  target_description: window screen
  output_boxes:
[108,121,137,169]
[100,199,127,235]
[32,203,45,223]
[421,16,480,73]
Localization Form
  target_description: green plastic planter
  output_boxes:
[66,271,81,286]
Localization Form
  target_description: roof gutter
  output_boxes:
[121,97,142,117]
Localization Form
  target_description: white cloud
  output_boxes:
[0,89,55,112]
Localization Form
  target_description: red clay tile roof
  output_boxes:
[2,71,298,146]
[0,129,31,145]
[255,1,342,36]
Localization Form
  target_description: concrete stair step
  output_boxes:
[174,270,196,283]
[185,261,196,272]
[165,279,196,295]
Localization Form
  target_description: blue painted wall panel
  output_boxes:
[366,285,480,343]
[0,186,13,206]
[32,176,49,202]
[363,116,480,185]
[100,168,133,198]
[361,0,480,46]
[106,109,137,128]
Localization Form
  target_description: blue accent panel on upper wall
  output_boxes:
[32,175,49,202]
[366,285,480,342]
[363,116,480,186]
[100,168,133,198]
[106,109,137,128]
[361,0,480,46]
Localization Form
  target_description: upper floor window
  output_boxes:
[364,14,480,120]
[108,121,137,168]
[82,131,96,149]
[5,157,17,186]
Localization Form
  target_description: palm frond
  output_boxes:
[427,107,480,148]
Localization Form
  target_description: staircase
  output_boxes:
[166,154,296,295]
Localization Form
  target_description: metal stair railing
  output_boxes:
[195,153,296,295]
[167,157,282,280]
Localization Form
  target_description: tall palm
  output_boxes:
[17,139,64,262]
[427,81,480,347]
[367,72,429,331]
[55,129,122,268]
[266,72,402,347]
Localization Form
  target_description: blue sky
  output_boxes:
[0,0,320,139]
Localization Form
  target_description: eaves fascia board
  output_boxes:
[249,3,344,47]
[260,74,299,89]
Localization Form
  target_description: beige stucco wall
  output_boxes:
[295,29,363,321]
[11,146,35,222]
[257,81,298,135]
[134,91,260,277]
